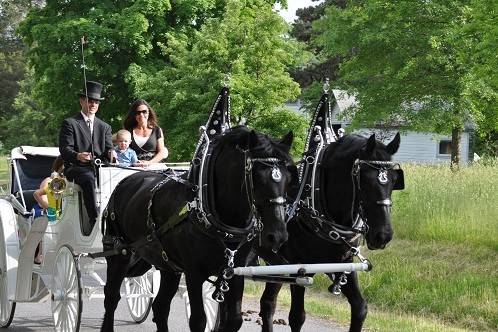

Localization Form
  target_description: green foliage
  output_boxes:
[127,0,308,160]
[18,0,175,131]
[14,0,305,160]
[0,1,41,143]
[1,67,57,151]
[314,0,498,161]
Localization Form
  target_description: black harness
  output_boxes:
[96,168,190,272]
[188,127,289,302]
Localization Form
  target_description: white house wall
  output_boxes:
[352,129,470,165]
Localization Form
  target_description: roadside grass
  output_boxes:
[0,155,8,191]
[246,160,498,331]
[392,161,498,250]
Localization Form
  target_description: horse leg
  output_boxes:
[334,272,367,332]
[101,256,129,332]
[259,282,283,332]
[150,269,181,332]
[218,276,244,332]
[186,274,207,332]
[288,284,306,332]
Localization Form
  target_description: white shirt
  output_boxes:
[133,131,150,148]
[80,111,95,134]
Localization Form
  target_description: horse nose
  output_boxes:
[373,230,393,248]
[265,231,288,252]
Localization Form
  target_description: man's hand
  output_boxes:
[77,152,92,163]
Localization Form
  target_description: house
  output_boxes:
[330,90,474,164]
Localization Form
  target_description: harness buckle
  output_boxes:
[225,248,237,268]
[215,291,225,303]
[161,251,169,262]
[328,231,340,240]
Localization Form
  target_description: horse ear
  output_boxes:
[387,132,401,155]
[363,134,376,156]
[279,131,294,149]
[248,130,259,149]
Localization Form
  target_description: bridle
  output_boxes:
[289,138,403,250]
[351,159,403,214]
[245,156,288,214]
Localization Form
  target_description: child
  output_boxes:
[32,155,64,263]
[114,129,138,166]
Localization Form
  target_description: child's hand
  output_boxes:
[134,160,150,167]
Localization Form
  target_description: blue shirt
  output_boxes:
[115,147,138,166]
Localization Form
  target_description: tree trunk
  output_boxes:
[450,126,462,171]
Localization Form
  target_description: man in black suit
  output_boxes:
[59,81,113,234]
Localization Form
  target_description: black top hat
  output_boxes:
[78,81,105,101]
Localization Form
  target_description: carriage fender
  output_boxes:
[0,198,20,301]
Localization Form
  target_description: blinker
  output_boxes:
[392,169,405,190]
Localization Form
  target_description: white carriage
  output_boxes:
[0,146,190,331]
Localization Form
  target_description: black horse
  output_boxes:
[101,126,294,332]
[259,133,402,332]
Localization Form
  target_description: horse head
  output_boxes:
[323,133,403,250]
[213,127,293,253]
[356,133,402,249]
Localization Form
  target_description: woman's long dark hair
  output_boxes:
[123,99,159,131]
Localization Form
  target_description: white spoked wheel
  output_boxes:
[124,272,153,323]
[184,277,220,332]
[51,245,82,332]
[0,225,15,328]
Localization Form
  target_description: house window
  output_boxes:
[439,140,452,155]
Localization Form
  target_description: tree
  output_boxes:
[127,0,308,160]
[17,0,235,136]
[15,0,305,159]
[0,1,42,145]
[315,0,498,167]
[290,0,344,90]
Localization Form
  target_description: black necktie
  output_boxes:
[86,119,92,134]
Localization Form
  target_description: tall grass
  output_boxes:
[392,161,498,250]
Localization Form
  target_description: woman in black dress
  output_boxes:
[123,99,168,165]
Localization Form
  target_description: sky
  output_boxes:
[276,0,324,23]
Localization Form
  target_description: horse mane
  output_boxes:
[214,125,292,163]
[323,134,393,168]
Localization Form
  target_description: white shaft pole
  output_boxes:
[233,262,370,276]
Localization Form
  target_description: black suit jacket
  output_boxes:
[59,113,113,167]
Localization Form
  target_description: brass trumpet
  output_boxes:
[48,172,66,197]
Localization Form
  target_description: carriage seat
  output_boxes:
[14,190,38,212]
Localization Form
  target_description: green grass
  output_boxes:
[392,162,498,251]
[246,161,498,331]
[0,156,8,191]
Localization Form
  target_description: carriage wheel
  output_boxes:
[51,245,82,332]
[183,277,220,332]
[0,224,15,328]
[124,271,153,323]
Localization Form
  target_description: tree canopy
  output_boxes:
[314,0,498,163]
[125,0,308,159]
[10,0,307,159]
